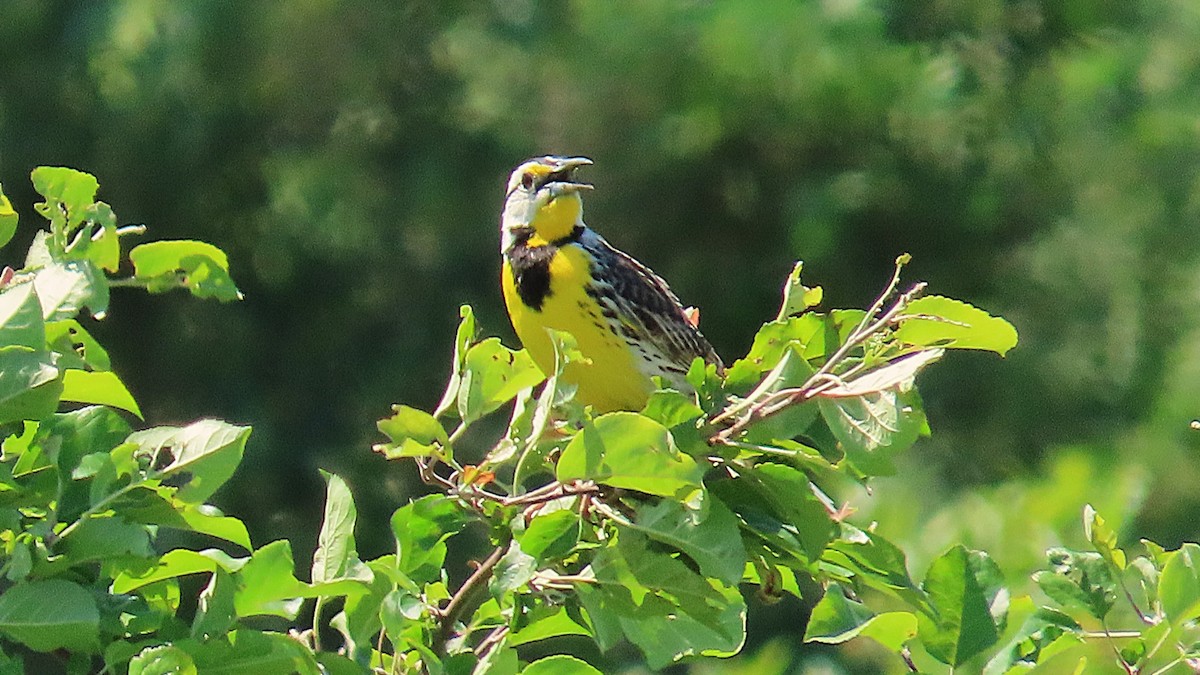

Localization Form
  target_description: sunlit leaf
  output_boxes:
[129,240,242,301]
[0,284,45,350]
[32,259,108,320]
[1159,542,1200,626]
[312,470,362,584]
[522,655,602,675]
[391,494,470,583]
[458,338,545,423]
[0,579,99,652]
[126,420,251,503]
[0,187,17,249]
[557,412,703,497]
[805,584,917,652]
[31,167,99,229]
[918,545,1007,666]
[1033,548,1116,621]
[375,404,450,459]
[61,370,142,418]
[894,295,1018,356]
[129,644,197,675]
[627,498,746,585]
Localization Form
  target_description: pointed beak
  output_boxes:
[544,157,594,200]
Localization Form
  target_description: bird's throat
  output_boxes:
[529,195,581,245]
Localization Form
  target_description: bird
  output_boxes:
[499,155,722,412]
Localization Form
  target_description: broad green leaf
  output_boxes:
[723,314,824,390]
[188,629,321,675]
[312,470,361,583]
[375,404,450,459]
[44,319,110,371]
[31,167,99,229]
[490,540,538,595]
[129,240,242,301]
[0,284,45,350]
[824,525,926,611]
[522,655,602,675]
[0,346,61,425]
[0,579,99,652]
[126,419,251,503]
[717,463,836,566]
[640,388,704,429]
[508,605,591,646]
[557,412,703,497]
[458,338,545,423]
[1033,548,1116,620]
[129,644,198,675]
[0,186,16,248]
[113,549,247,594]
[805,584,917,652]
[71,201,120,272]
[56,515,153,563]
[392,494,470,583]
[918,545,1007,666]
[192,569,237,640]
[983,600,1082,675]
[627,498,746,585]
[113,488,252,550]
[61,369,142,418]
[817,385,926,476]
[517,509,580,560]
[776,260,823,321]
[1159,542,1200,626]
[330,559,394,661]
[1083,504,1126,570]
[578,530,746,669]
[32,259,108,320]
[894,295,1019,355]
[234,540,308,619]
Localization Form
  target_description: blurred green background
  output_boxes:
[3,0,1200,671]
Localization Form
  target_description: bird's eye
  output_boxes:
[521,173,535,189]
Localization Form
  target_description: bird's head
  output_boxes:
[501,156,593,251]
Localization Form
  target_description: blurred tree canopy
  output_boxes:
[2,0,1200,668]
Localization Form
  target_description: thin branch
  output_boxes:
[435,545,507,656]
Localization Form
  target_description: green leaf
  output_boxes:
[1159,542,1200,626]
[627,498,747,586]
[61,369,142,418]
[375,404,450,459]
[490,541,538,596]
[392,494,470,583]
[129,240,242,301]
[1034,548,1117,621]
[805,584,917,652]
[776,261,823,321]
[578,530,746,669]
[1082,504,1126,570]
[0,579,99,652]
[126,419,251,503]
[639,388,704,429]
[32,259,108,320]
[717,463,837,566]
[434,304,476,418]
[45,319,111,371]
[983,601,1082,675]
[457,338,545,423]
[113,549,246,594]
[817,385,926,476]
[0,284,45,350]
[522,655,602,675]
[508,605,591,646]
[189,629,321,675]
[894,295,1019,356]
[312,470,360,584]
[192,569,237,640]
[517,509,580,560]
[0,346,61,425]
[723,314,824,391]
[0,186,17,249]
[234,540,309,619]
[918,545,1007,666]
[31,167,99,229]
[824,525,926,610]
[557,412,703,498]
[57,515,153,563]
[129,645,198,675]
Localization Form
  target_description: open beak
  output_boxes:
[545,156,594,199]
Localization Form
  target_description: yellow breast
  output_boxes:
[502,245,654,412]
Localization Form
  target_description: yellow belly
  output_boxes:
[502,246,653,412]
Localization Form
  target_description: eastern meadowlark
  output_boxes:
[500,156,722,412]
